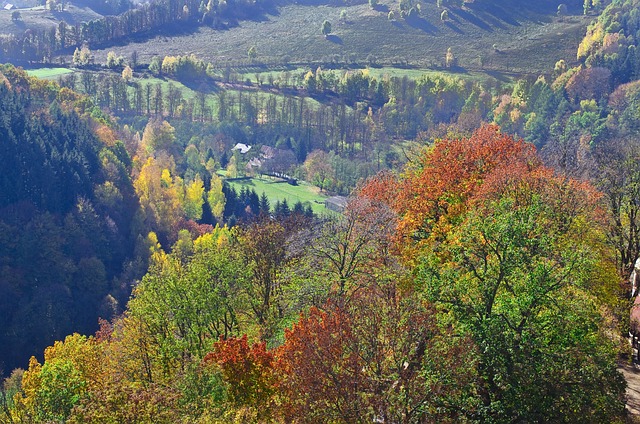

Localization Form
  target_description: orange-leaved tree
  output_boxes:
[358,124,625,422]
[275,290,474,423]
[361,125,540,261]
[205,335,276,419]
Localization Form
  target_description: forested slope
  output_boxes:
[1,126,628,423]
[5,0,640,422]
[0,66,142,373]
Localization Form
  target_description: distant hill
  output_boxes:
[86,0,591,75]
[1,0,594,76]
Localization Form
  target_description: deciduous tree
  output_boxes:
[184,175,205,221]
[205,335,275,417]
[303,150,334,192]
[321,20,332,37]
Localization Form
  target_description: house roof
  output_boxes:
[4,4,15,9]
[325,196,348,208]
[260,145,276,159]
[232,143,251,154]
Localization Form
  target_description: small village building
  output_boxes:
[325,196,348,212]
[246,157,262,172]
[4,4,15,10]
[232,143,251,154]
[260,145,276,159]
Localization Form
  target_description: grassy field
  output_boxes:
[85,0,590,76]
[26,67,74,79]
[225,175,331,216]
[237,65,514,86]
[131,73,325,116]
[0,3,102,35]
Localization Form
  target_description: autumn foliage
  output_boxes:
[205,335,276,415]
[2,125,626,423]
[400,126,538,244]
[275,290,475,423]
[276,306,362,423]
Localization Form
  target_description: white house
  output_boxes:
[232,143,251,154]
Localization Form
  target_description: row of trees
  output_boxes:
[0,0,272,62]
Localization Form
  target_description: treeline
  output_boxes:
[0,127,627,423]
[57,67,490,194]
[577,0,640,85]
[0,0,272,62]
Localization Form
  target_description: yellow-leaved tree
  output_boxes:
[207,173,226,222]
[184,175,205,221]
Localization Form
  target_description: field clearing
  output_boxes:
[0,3,102,35]
[86,0,591,76]
[26,67,74,79]
[237,65,514,86]
[133,74,325,115]
[133,76,202,100]
[225,176,330,215]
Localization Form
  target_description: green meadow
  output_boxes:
[225,175,332,216]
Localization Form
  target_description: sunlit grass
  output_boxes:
[225,175,332,216]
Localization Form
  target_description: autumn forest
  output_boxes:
[2,0,640,422]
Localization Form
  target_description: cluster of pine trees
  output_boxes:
[0,65,142,374]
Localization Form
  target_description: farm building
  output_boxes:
[246,157,262,172]
[260,145,276,159]
[325,196,348,212]
[232,143,251,154]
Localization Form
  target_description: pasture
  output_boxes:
[225,175,331,216]
[26,67,74,79]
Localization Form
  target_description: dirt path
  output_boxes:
[619,362,640,417]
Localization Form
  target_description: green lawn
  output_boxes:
[225,175,332,216]
[26,67,74,79]
[131,75,207,101]
[238,65,512,87]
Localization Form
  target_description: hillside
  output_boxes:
[0,66,143,373]
[5,0,640,421]
[87,0,591,75]
[0,0,591,76]
[0,4,103,34]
